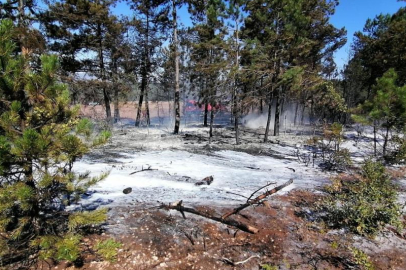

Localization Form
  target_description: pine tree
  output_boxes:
[242,0,345,138]
[189,0,228,138]
[128,0,169,127]
[0,19,110,267]
[44,0,125,124]
[354,69,406,157]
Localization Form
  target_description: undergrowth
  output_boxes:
[319,160,403,236]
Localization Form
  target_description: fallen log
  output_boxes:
[160,201,259,234]
[221,179,293,220]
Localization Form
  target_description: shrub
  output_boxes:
[303,122,352,171]
[0,20,110,267]
[320,160,403,235]
[95,239,122,262]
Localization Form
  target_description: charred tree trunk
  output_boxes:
[204,100,209,127]
[173,0,181,134]
[113,87,120,123]
[230,87,235,124]
[234,92,240,145]
[135,75,147,127]
[103,87,111,123]
[273,87,281,136]
[135,10,150,127]
[97,23,111,124]
[383,124,390,158]
[264,92,273,143]
[112,58,120,123]
[209,105,215,143]
[145,85,150,126]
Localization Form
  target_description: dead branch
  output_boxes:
[220,255,260,266]
[221,179,293,220]
[246,182,277,203]
[129,165,157,175]
[160,201,259,234]
[226,191,249,199]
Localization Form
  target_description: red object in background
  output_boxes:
[184,100,227,112]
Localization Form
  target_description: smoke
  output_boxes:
[242,113,271,129]
[242,103,309,130]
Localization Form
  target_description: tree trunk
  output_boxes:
[103,87,112,123]
[173,0,180,134]
[135,10,150,127]
[230,87,235,124]
[273,87,281,136]
[209,106,214,143]
[383,124,390,157]
[234,92,240,145]
[373,120,377,157]
[293,102,299,126]
[234,15,240,145]
[300,104,306,125]
[135,75,147,127]
[204,100,209,127]
[113,87,120,123]
[96,22,111,125]
[145,85,150,126]
[264,92,273,143]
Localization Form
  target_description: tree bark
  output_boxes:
[264,92,273,143]
[135,9,150,127]
[173,0,181,134]
[204,100,209,127]
[209,105,214,143]
[273,87,281,136]
[373,120,377,157]
[383,124,390,157]
[97,23,111,124]
[113,87,120,123]
[135,75,147,127]
[145,85,150,126]
[234,92,240,145]
[103,87,111,123]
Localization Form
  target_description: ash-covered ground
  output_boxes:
[59,110,406,270]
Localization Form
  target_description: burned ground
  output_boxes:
[38,120,406,270]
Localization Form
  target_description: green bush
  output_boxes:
[320,160,403,235]
[0,19,110,267]
[95,239,122,262]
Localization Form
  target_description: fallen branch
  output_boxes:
[129,165,157,175]
[220,255,260,266]
[221,179,293,220]
[160,201,259,234]
[246,182,277,203]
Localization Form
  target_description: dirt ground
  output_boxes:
[49,190,406,270]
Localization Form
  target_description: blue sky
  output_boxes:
[113,0,405,71]
[331,0,405,70]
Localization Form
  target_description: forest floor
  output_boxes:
[48,110,406,270]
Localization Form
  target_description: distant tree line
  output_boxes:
[1,0,405,143]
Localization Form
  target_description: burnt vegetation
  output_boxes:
[1,0,406,269]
